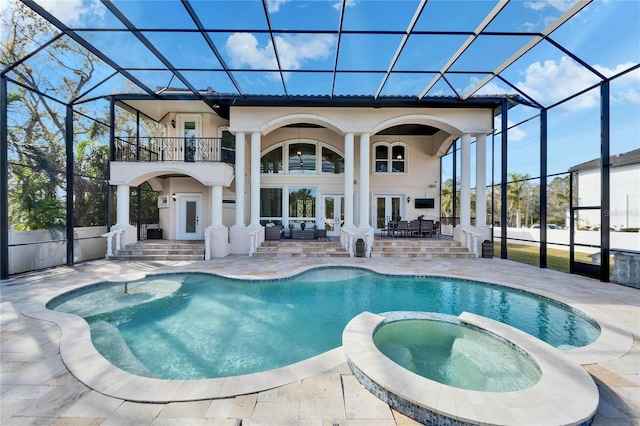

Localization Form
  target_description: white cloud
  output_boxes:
[266,0,289,13]
[524,0,575,13]
[616,89,640,104]
[466,76,513,97]
[594,62,639,80]
[516,56,601,110]
[226,32,335,75]
[494,117,528,141]
[39,0,103,25]
[334,0,356,12]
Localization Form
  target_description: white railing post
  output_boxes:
[341,228,355,257]
[461,227,480,258]
[101,227,126,258]
[248,227,262,257]
[204,227,212,260]
[365,229,374,257]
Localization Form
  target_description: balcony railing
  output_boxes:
[114,137,235,164]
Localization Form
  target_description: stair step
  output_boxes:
[112,241,205,261]
[256,237,472,259]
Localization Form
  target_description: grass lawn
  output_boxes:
[493,242,611,273]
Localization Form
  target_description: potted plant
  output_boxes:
[355,237,366,257]
[300,221,306,230]
[482,239,493,258]
[418,214,424,223]
[395,214,402,222]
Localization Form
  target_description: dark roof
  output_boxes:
[569,148,640,172]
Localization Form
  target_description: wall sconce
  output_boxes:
[172,193,176,201]
[407,196,411,203]
[171,119,176,128]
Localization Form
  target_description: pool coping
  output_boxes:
[20,264,634,403]
[343,311,599,426]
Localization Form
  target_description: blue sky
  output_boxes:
[2,0,639,180]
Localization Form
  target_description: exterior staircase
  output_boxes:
[370,238,475,258]
[254,240,350,258]
[254,238,474,259]
[110,240,205,261]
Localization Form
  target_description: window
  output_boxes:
[322,146,344,173]
[261,141,344,174]
[374,142,406,173]
[262,146,283,173]
[289,143,315,174]
[289,187,316,224]
[260,188,283,222]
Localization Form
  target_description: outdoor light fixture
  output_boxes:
[407,197,411,203]
[172,193,176,201]
[171,119,176,128]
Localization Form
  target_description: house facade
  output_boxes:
[109,98,495,258]
[569,148,640,231]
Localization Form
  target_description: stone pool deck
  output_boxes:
[1,256,638,425]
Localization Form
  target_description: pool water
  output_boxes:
[48,268,600,380]
[373,319,542,392]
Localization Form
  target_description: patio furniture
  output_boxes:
[265,224,283,240]
[381,220,396,237]
[396,220,409,237]
[420,221,434,238]
[291,223,316,239]
[409,220,421,238]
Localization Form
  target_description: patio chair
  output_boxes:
[396,220,409,237]
[409,220,421,238]
[421,221,434,238]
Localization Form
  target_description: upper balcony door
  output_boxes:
[176,114,202,162]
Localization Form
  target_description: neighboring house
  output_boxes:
[569,148,640,230]
[110,92,498,257]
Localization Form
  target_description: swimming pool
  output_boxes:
[48,267,600,380]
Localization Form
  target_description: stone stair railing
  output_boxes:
[101,227,127,258]
[461,227,480,258]
[341,228,355,257]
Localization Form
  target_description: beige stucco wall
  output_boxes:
[111,105,492,247]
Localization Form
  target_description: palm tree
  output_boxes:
[507,173,530,227]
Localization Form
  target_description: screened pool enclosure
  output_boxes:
[1,0,638,283]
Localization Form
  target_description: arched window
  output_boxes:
[261,141,344,174]
[374,142,407,173]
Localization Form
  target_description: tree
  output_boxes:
[2,1,106,232]
[506,173,531,227]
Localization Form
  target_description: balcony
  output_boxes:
[114,137,235,164]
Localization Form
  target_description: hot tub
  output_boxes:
[343,311,598,426]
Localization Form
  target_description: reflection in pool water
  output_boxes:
[48,268,600,379]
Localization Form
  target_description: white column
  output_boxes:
[460,134,471,228]
[250,132,261,226]
[211,185,223,227]
[234,132,245,227]
[343,133,354,227]
[475,134,487,227]
[359,133,371,227]
[116,185,130,227]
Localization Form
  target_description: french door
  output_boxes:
[374,195,403,233]
[321,194,344,237]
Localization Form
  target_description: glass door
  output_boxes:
[321,194,344,237]
[374,195,402,233]
[177,114,202,162]
[176,194,202,240]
